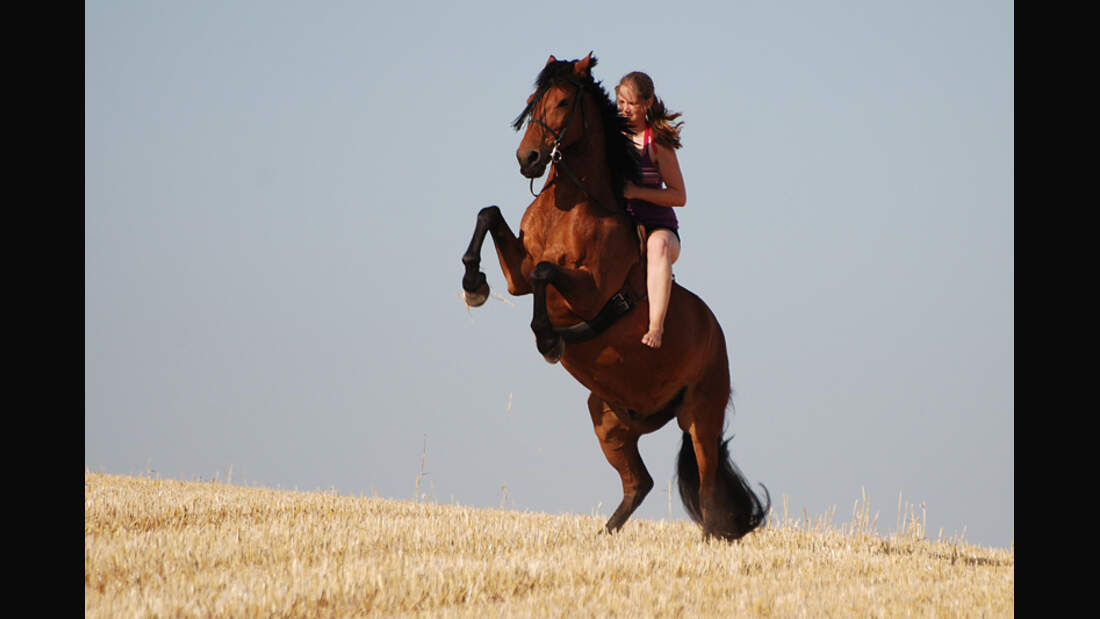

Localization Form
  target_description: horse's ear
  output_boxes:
[573,52,595,78]
[546,55,557,66]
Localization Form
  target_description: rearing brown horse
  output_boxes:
[461,53,769,541]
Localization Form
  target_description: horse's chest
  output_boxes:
[520,210,602,268]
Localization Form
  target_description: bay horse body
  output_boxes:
[461,54,768,540]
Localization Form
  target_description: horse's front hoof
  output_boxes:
[463,275,490,307]
[539,336,564,364]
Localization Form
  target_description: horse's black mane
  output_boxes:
[511,55,641,201]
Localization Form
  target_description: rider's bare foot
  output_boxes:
[641,328,663,349]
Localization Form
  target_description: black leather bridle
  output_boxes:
[523,80,607,209]
[527,79,585,164]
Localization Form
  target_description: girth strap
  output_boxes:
[553,287,636,343]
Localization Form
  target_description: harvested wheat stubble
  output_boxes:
[85,472,1013,617]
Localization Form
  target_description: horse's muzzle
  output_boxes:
[517,148,547,179]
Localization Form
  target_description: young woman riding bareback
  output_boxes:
[615,71,685,349]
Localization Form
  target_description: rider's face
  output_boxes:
[616,84,650,129]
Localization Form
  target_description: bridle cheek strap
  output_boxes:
[528,80,585,161]
[527,82,602,207]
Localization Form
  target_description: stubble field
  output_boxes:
[85,471,1012,617]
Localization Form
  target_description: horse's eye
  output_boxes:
[558,99,570,108]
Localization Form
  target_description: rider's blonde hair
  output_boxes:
[617,71,684,150]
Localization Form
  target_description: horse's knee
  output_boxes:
[477,205,502,226]
[530,260,557,283]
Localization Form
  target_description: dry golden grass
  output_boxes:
[85,471,1012,617]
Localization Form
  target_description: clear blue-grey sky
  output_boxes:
[85,1,1013,548]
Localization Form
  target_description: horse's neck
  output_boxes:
[547,130,620,215]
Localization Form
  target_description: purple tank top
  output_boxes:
[625,127,678,230]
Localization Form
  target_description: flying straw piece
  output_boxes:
[455,291,476,324]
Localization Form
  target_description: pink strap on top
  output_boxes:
[643,127,656,171]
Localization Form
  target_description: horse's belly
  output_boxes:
[562,343,681,414]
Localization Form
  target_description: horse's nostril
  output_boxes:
[524,150,540,166]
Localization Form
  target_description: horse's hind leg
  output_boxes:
[678,406,770,541]
[684,424,730,540]
[587,393,654,534]
[462,205,531,306]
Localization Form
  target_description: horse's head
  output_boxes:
[513,53,596,179]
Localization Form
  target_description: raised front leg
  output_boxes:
[587,392,654,534]
[529,262,564,362]
[529,260,611,363]
[462,206,530,306]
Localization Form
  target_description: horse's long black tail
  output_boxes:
[677,432,771,540]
